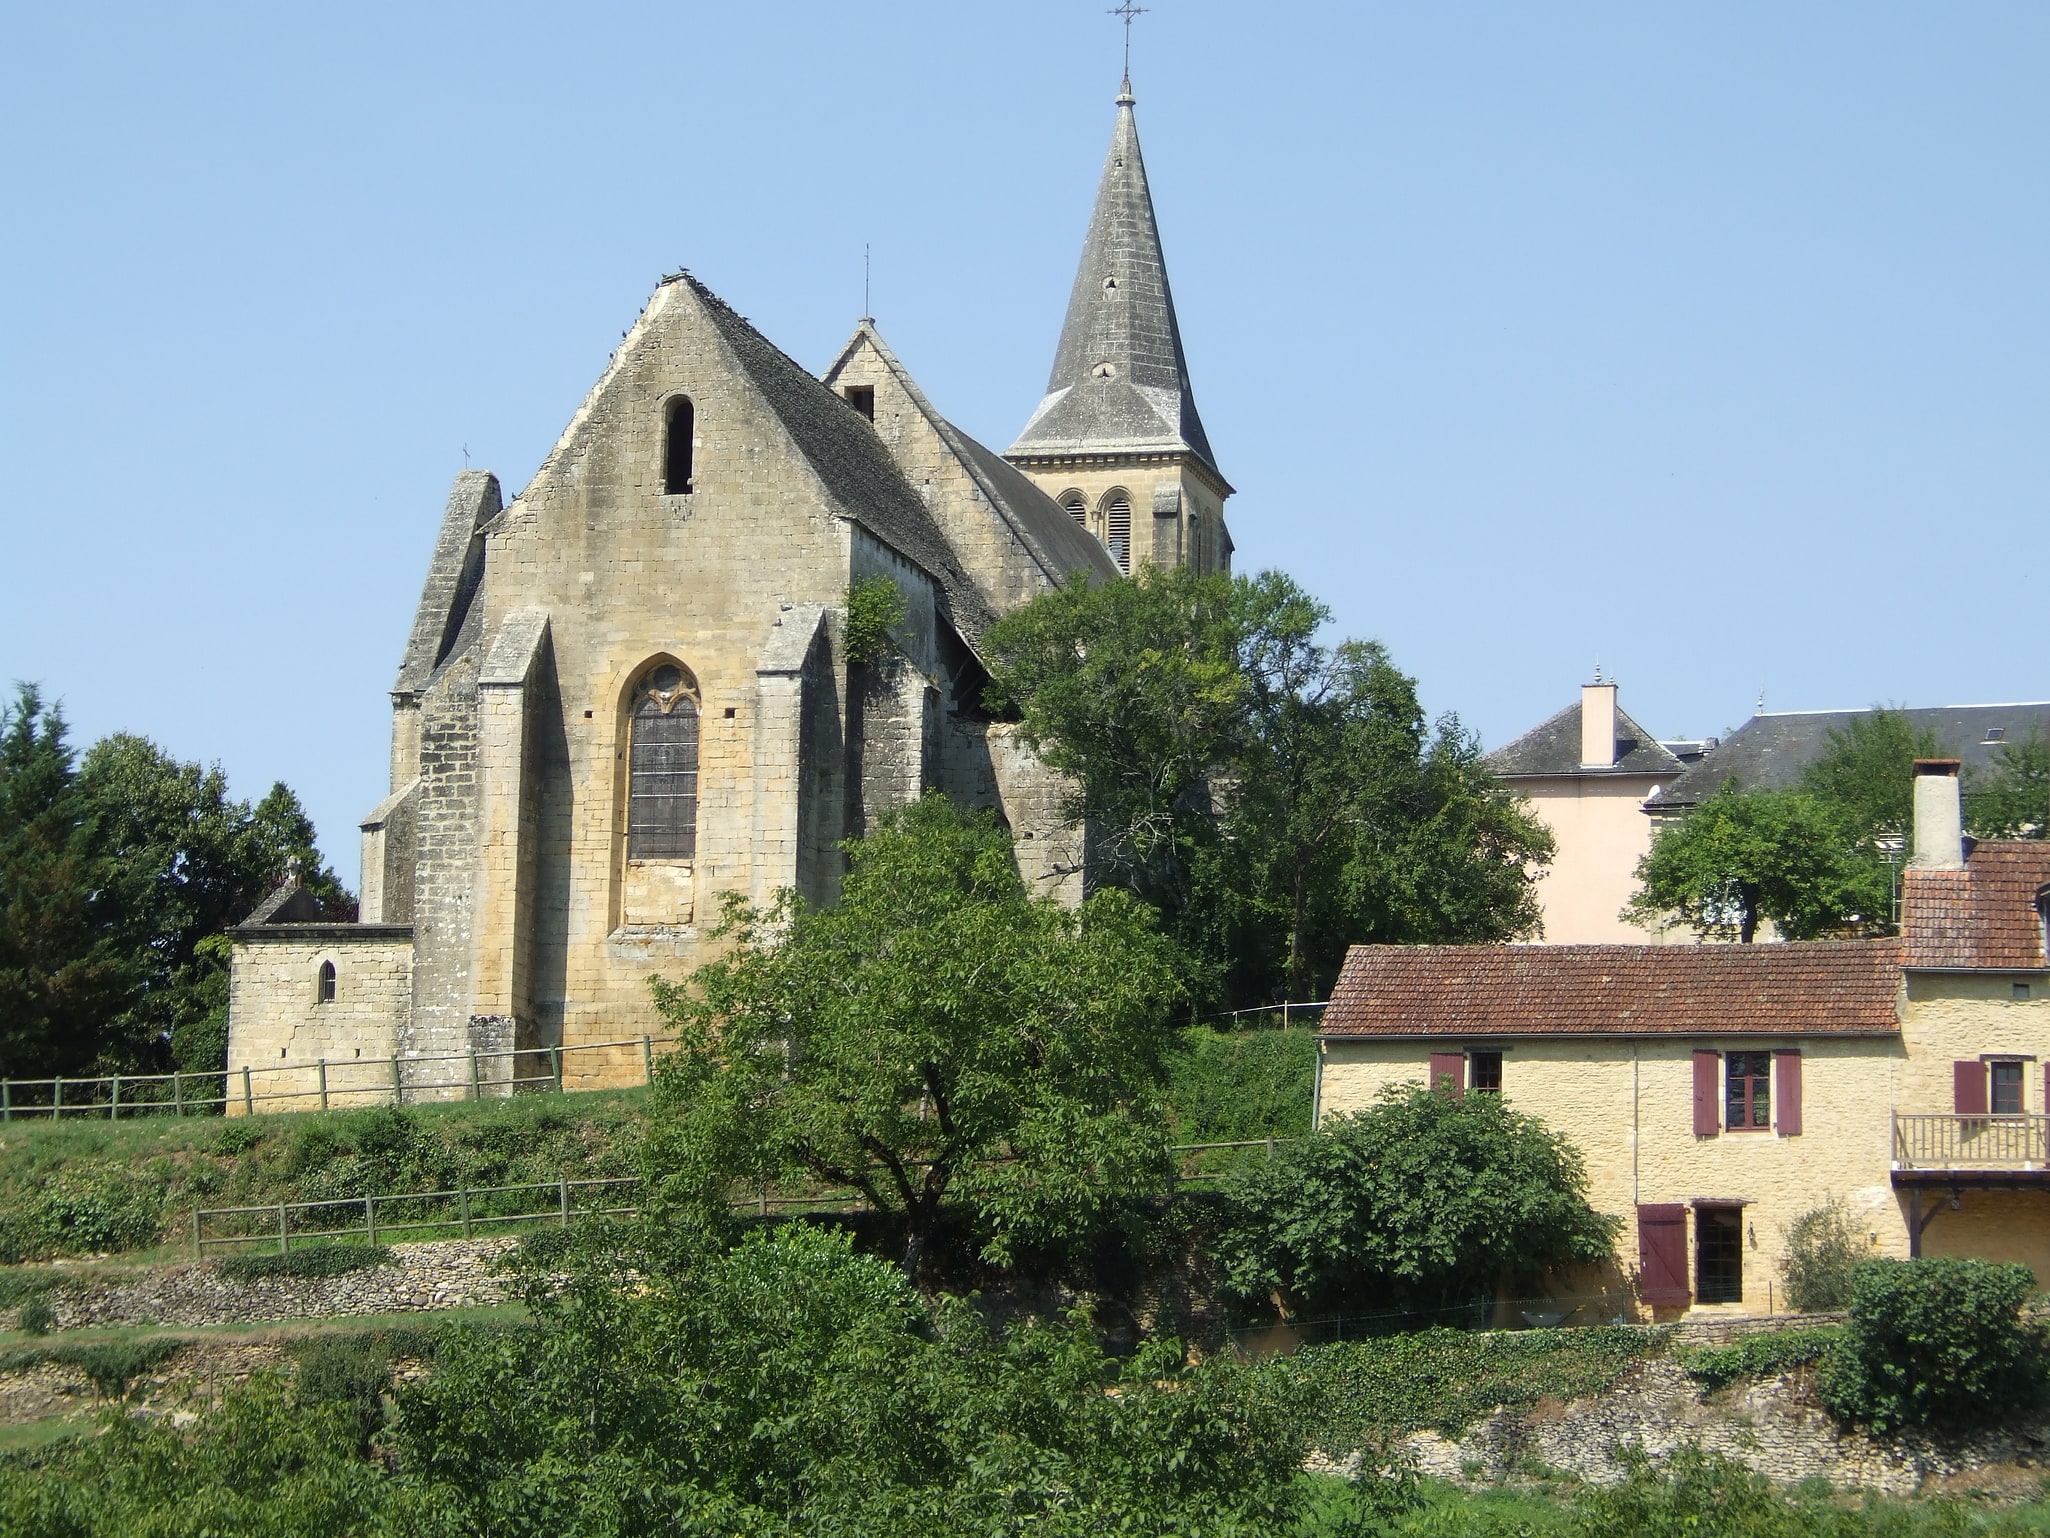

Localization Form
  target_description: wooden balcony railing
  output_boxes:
[1893,1113,2050,1171]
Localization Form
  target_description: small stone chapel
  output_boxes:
[225,75,1234,1106]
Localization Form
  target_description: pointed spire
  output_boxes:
[1006,79,1222,482]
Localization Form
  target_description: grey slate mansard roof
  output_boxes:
[1658,702,2050,810]
[1006,80,1226,487]
[678,276,1001,645]
[1486,699,1686,779]
[826,322,1120,592]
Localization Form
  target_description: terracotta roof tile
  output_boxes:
[1901,842,2050,970]
[1322,941,1903,1039]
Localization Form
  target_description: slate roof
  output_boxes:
[1006,81,1225,486]
[679,276,1000,644]
[1659,704,2050,810]
[1320,942,1904,1039]
[1487,699,1686,779]
[825,323,1120,593]
[1901,842,2050,971]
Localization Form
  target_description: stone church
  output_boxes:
[225,76,1233,1105]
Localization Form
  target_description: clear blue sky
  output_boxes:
[3,3,2044,891]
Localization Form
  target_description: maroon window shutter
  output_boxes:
[1693,1050,1720,1136]
[1637,1204,1690,1306]
[1774,1050,1802,1137]
[1954,1060,1988,1116]
[1428,1052,1465,1099]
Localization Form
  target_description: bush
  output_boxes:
[1780,1200,1871,1312]
[1819,1257,2048,1433]
[1683,1327,1840,1391]
[15,1294,55,1335]
[216,1245,393,1283]
[0,1161,166,1262]
[842,574,907,667]
[1578,1446,1815,1538]
[1214,1085,1618,1319]
[293,1335,395,1453]
[1167,1026,1316,1143]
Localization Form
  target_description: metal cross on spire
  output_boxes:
[1109,1,1148,84]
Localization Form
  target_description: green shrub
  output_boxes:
[1780,1200,1871,1312]
[15,1294,55,1335]
[1683,1327,1840,1391]
[843,574,907,667]
[1167,1026,1316,1144]
[216,1245,393,1283]
[29,1338,186,1400]
[292,1335,394,1453]
[1577,1446,1813,1538]
[1216,1086,1618,1319]
[1819,1257,2048,1433]
[0,1162,166,1262]
[211,1120,264,1156]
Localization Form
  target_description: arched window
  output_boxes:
[1060,491,1087,527]
[317,960,336,1004]
[663,397,695,495]
[1103,490,1132,574]
[628,663,700,860]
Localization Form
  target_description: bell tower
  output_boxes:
[1004,74,1232,575]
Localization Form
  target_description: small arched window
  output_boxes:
[317,960,336,1004]
[629,663,700,860]
[1060,491,1087,527]
[1103,490,1132,574]
[663,397,695,495]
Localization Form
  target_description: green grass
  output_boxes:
[0,1088,652,1264]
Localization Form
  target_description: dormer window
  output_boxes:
[663,397,695,495]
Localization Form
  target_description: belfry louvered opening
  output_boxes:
[628,663,700,860]
[1104,490,1132,573]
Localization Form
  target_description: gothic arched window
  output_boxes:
[663,397,695,495]
[1103,490,1132,574]
[317,960,336,1004]
[1060,490,1088,527]
[628,663,700,860]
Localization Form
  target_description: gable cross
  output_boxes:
[1109,2,1149,80]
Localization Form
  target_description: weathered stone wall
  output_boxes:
[225,932,412,1112]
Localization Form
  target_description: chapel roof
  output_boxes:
[1658,703,2050,810]
[678,276,1000,643]
[1487,699,1685,779]
[1900,841,2050,971]
[1320,941,1905,1039]
[1006,79,1224,486]
[826,322,1120,595]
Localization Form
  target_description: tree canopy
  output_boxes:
[648,793,1188,1275]
[981,566,1551,1005]
[0,683,350,1076]
[1968,729,2048,839]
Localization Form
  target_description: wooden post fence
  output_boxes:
[241,1066,254,1116]
[172,1071,184,1117]
[318,1059,329,1112]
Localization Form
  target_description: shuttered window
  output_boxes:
[1692,1050,1720,1137]
[1105,493,1132,573]
[1428,1051,1464,1098]
[1773,1050,1802,1136]
[1955,1060,1989,1116]
[1062,492,1087,526]
[1637,1204,1690,1307]
[1726,1051,1771,1130]
[1992,1060,2024,1116]
[628,665,700,860]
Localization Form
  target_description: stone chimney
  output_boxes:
[1910,759,1965,870]
[1580,682,1618,769]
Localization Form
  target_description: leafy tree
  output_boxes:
[1819,1256,2048,1433]
[1213,1083,1618,1320]
[648,793,1188,1275]
[1797,707,1944,846]
[982,566,1550,1005]
[1625,783,1877,943]
[1968,728,2048,839]
[0,684,131,1077]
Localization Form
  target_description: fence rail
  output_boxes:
[1894,1112,2050,1171]
[2,1001,1332,1123]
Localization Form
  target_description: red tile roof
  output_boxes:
[1901,842,2050,971]
[1321,941,1903,1039]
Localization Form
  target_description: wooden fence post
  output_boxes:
[3,1081,11,1123]
[366,1194,378,1246]
[171,1071,184,1118]
[278,1202,289,1257]
[642,1036,654,1085]
[460,1185,472,1239]
[318,1059,329,1112]
[241,1066,254,1116]
[551,1046,564,1094]
[191,1208,201,1259]
[558,1177,570,1226]
[53,1077,62,1119]
[110,1074,120,1121]
[390,1054,404,1107]
[468,1051,480,1101]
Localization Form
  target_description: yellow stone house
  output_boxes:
[1315,761,2050,1318]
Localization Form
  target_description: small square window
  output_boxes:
[842,385,875,422]
[1470,1051,1503,1092]
[2016,982,2033,1001]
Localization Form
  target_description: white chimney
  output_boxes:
[1910,759,1965,870]
[1580,682,1618,769]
